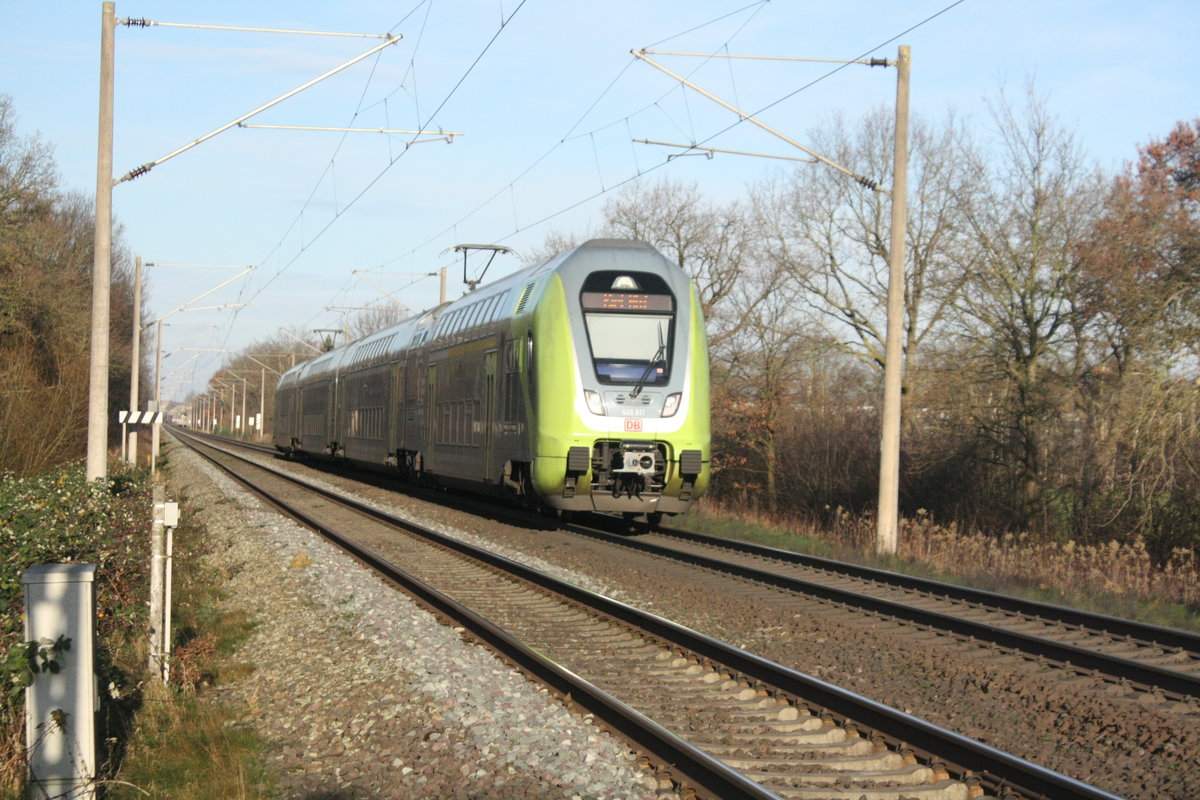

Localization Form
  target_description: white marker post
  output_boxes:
[23,564,98,800]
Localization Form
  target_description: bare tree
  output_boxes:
[1063,119,1200,551]
[0,95,56,240]
[711,261,823,512]
[951,85,1105,528]
[1081,118,1200,371]
[345,303,412,340]
[521,229,587,267]
[0,96,137,474]
[755,108,977,417]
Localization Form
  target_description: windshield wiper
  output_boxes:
[630,325,666,398]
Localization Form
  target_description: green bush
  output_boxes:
[0,464,149,628]
[0,462,152,794]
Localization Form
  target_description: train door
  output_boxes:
[389,362,404,453]
[483,350,497,481]
[425,363,437,471]
[330,377,341,453]
[404,354,421,450]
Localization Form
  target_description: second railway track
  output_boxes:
[558,521,1200,704]
[196,429,1200,705]
[174,429,1129,800]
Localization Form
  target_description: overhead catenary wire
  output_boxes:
[376,1,773,269]
[114,34,403,185]
[632,50,883,191]
[633,139,817,163]
[236,124,462,139]
[209,0,529,380]
[121,19,391,38]
[160,3,432,394]
[212,1,436,350]
[398,0,967,260]
[184,0,965,399]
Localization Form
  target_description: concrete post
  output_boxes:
[148,485,165,676]
[86,2,116,482]
[23,564,97,800]
[876,45,911,556]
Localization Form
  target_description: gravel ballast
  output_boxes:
[199,442,1200,800]
[166,437,1200,800]
[166,444,669,800]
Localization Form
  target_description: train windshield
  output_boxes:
[580,271,675,386]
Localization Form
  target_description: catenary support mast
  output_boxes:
[86,2,116,481]
[876,45,911,555]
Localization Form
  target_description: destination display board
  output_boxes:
[581,291,673,312]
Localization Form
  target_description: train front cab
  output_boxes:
[528,242,711,519]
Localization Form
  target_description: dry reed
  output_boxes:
[899,510,1200,608]
[695,501,1200,609]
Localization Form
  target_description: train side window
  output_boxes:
[503,338,519,423]
[491,290,509,322]
[500,338,513,372]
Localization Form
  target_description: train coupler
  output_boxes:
[608,441,660,499]
[612,472,646,500]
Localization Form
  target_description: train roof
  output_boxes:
[276,239,681,386]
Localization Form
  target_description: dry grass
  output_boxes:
[107,679,271,800]
[0,709,20,800]
[105,505,272,800]
[897,511,1200,609]
[681,500,1200,627]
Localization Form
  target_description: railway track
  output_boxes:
[173,429,1122,800]
[193,430,1200,706]
[560,522,1200,706]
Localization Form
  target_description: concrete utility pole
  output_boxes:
[87,17,402,480]
[86,2,116,482]
[876,45,911,556]
[634,45,913,555]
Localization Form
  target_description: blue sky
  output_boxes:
[2,1,1198,400]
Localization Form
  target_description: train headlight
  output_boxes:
[662,392,681,418]
[584,389,605,416]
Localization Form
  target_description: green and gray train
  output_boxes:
[274,238,710,522]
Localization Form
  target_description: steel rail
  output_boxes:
[172,430,781,800]
[186,430,1200,696]
[563,523,1200,702]
[654,523,1200,653]
[173,429,1123,800]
